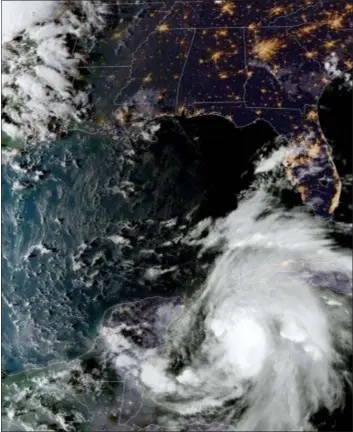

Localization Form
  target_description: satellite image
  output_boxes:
[1,0,352,431]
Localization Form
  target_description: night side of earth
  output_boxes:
[91,0,353,219]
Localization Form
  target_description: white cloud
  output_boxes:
[2,1,59,44]
[2,1,108,145]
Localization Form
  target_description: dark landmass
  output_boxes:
[113,0,352,122]
[106,0,352,219]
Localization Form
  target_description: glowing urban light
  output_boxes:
[344,59,353,69]
[306,110,318,121]
[296,23,318,36]
[269,6,285,16]
[156,23,169,32]
[210,50,224,63]
[142,73,153,83]
[252,37,283,61]
[327,13,344,29]
[218,71,228,79]
[220,2,235,15]
[217,29,229,37]
[247,23,258,31]
[304,50,318,59]
[323,40,336,49]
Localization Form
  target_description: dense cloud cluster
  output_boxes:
[2,1,108,145]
